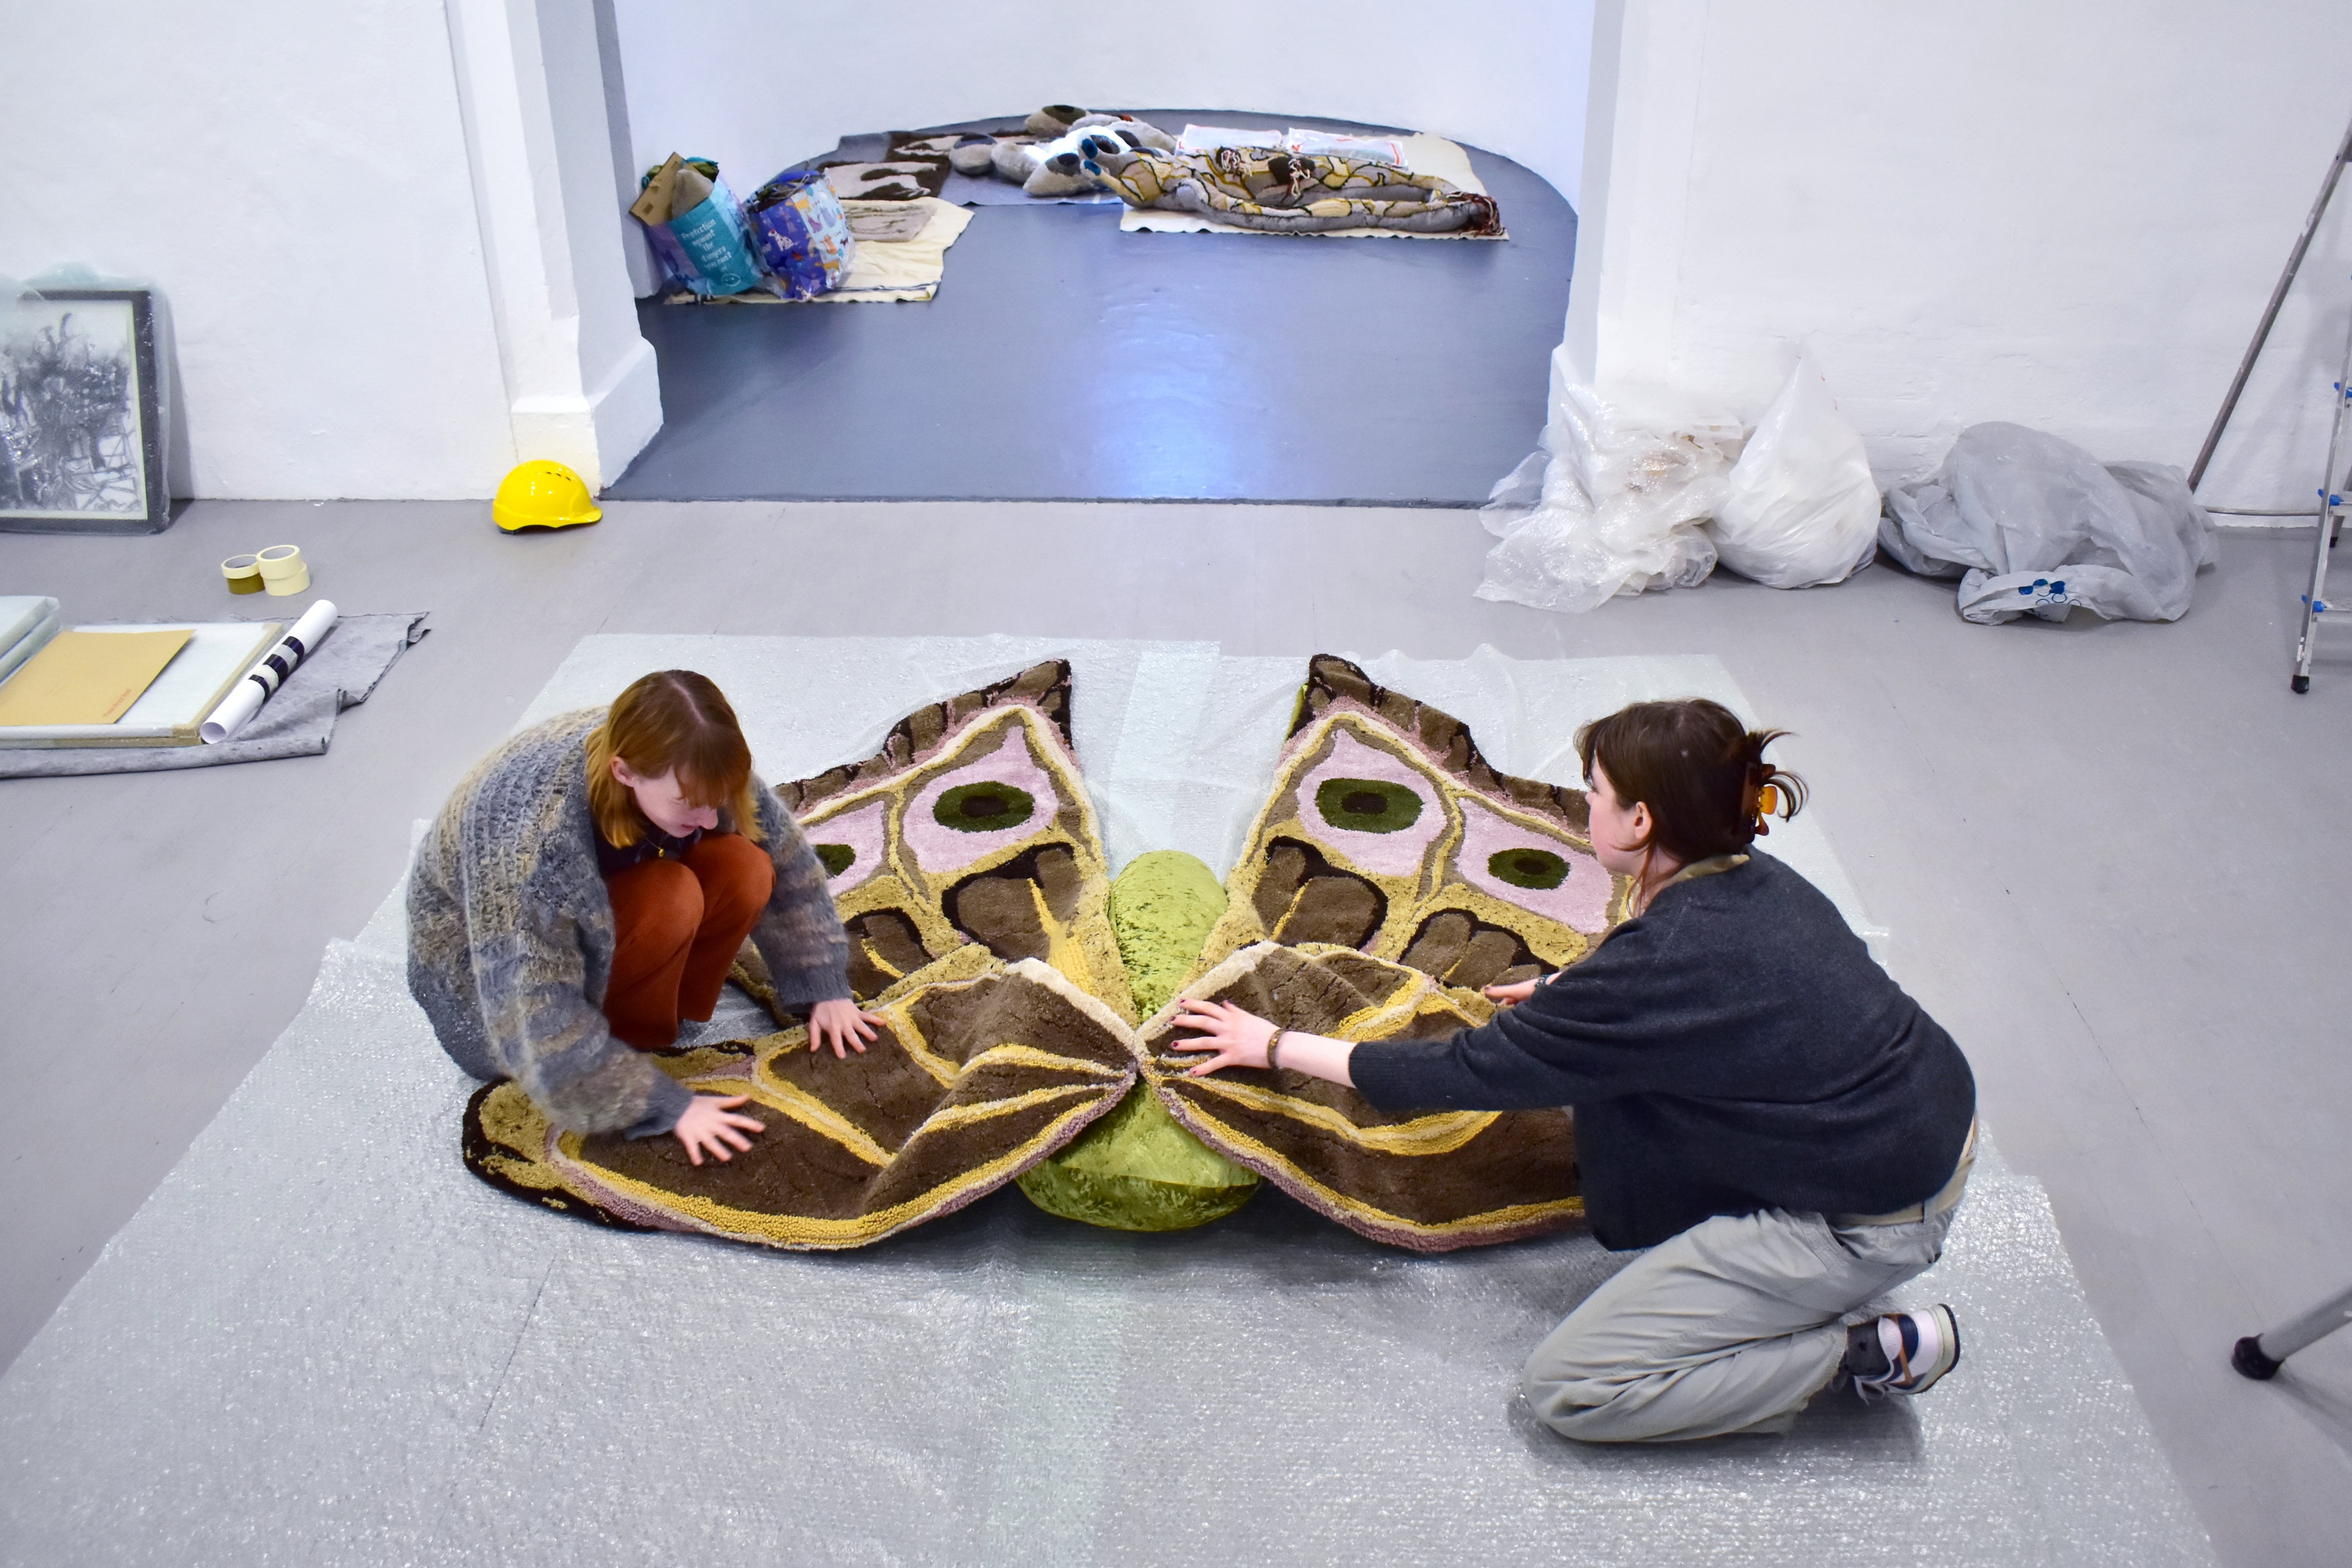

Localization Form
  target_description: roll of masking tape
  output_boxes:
[222,554,265,595]
[255,544,310,597]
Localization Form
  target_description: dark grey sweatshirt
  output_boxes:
[1350,851,1975,1250]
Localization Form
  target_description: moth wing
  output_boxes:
[1141,942,1581,1252]
[1196,655,1628,992]
[749,660,1134,1020]
[470,948,1144,1249]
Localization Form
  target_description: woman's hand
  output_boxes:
[808,998,885,1058]
[1170,997,1357,1089]
[673,1093,766,1166]
[1170,998,1279,1076]
[1484,978,1541,1006]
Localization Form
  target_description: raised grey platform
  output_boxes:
[607,112,1574,505]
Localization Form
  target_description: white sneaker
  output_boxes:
[1849,1305,1962,1400]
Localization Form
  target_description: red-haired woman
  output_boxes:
[410,670,880,1165]
[1174,699,1978,1443]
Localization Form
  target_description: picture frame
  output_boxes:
[0,287,172,535]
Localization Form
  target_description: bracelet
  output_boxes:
[1265,1028,1285,1073]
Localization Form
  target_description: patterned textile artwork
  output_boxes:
[462,656,1622,1252]
[1083,142,1502,236]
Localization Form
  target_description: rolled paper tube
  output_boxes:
[222,554,265,595]
[256,544,310,597]
[200,599,339,744]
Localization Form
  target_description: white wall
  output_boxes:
[1,0,659,500]
[0,0,514,499]
[1569,0,2352,510]
[609,0,1595,211]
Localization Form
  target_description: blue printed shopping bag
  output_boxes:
[747,172,858,300]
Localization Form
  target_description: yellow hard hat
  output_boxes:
[493,461,603,532]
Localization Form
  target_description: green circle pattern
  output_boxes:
[935,780,1038,833]
[1313,777,1425,835]
[1487,847,1569,890]
[814,843,856,877]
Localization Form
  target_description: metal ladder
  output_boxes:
[2291,311,2352,693]
[2180,103,2352,690]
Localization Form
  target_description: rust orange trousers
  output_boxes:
[601,832,774,1050]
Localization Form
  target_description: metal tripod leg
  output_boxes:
[2292,298,2352,693]
[2233,1281,2352,1378]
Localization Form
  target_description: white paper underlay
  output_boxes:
[818,198,974,301]
[1118,134,1495,240]
[520,635,1884,947]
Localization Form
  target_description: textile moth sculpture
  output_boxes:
[1081,140,1502,236]
[462,656,1628,1251]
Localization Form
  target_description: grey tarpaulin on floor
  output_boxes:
[0,638,2214,1566]
[0,611,427,777]
[1878,423,2216,624]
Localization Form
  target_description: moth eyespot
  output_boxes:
[934,781,1037,833]
[814,843,856,877]
[1313,777,1424,835]
[1487,848,1568,890]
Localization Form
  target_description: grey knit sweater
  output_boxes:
[408,709,850,1135]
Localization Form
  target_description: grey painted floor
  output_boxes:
[2,500,2349,1564]
[608,114,1573,504]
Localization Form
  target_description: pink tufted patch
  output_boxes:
[902,726,1062,876]
[1453,796,1613,934]
[1291,728,1446,878]
[803,797,889,894]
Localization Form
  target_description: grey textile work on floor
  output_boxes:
[0,641,2214,1566]
[0,611,427,777]
[788,123,1124,207]
[609,111,1572,506]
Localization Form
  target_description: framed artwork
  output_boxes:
[0,287,171,534]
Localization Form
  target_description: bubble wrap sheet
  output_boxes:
[0,639,2213,1566]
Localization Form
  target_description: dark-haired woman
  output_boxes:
[1175,699,1978,1443]
[409,670,882,1167]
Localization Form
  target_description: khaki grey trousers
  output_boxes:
[1523,1199,1961,1443]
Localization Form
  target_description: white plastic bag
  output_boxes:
[1477,349,1746,613]
[1707,350,1882,589]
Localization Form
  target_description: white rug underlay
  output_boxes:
[1118,134,1500,240]
[0,637,2214,1567]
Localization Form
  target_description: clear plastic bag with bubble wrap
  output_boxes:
[1879,422,2217,624]
[1477,358,1746,614]
[1707,350,1883,589]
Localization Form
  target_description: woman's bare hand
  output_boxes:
[1483,978,1541,1006]
[1169,997,1279,1076]
[808,998,885,1058]
[672,1093,766,1166]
